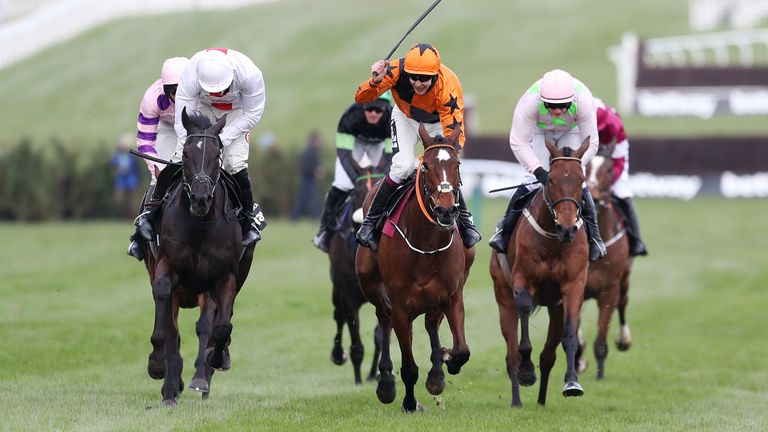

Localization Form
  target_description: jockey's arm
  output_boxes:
[219,71,265,147]
[509,93,542,173]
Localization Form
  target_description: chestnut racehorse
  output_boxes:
[490,136,590,407]
[356,125,475,412]
[575,151,633,379]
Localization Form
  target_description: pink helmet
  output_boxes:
[160,57,189,86]
[540,69,575,104]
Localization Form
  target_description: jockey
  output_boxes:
[312,91,394,253]
[488,69,607,261]
[594,97,648,256]
[354,43,481,251]
[127,56,188,260]
[133,48,267,250]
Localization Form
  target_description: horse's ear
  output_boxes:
[418,123,432,149]
[181,107,192,132]
[212,114,227,136]
[447,125,461,149]
[573,136,591,159]
[544,135,559,158]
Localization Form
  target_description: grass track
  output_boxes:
[1,198,767,431]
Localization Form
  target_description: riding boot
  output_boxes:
[232,168,263,247]
[134,183,167,242]
[356,178,398,251]
[488,186,530,253]
[456,189,481,248]
[312,186,348,253]
[617,196,648,256]
[582,187,607,262]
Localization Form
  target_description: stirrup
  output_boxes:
[135,210,154,241]
[589,240,607,262]
[127,240,145,261]
[488,228,507,253]
[312,231,329,253]
[243,227,261,247]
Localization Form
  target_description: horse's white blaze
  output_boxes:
[196,140,203,149]
[589,155,606,186]
[436,149,451,161]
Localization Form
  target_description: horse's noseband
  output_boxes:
[183,133,222,199]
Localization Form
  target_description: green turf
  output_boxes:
[1,197,766,431]
[1,0,766,152]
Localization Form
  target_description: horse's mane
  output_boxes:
[561,147,574,157]
[186,111,214,130]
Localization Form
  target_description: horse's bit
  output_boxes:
[183,133,223,198]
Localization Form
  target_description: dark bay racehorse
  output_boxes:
[356,125,475,412]
[328,168,383,384]
[148,108,254,407]
[490,136,590,407]
[575,151,633,379]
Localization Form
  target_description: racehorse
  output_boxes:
[490,136,591,407]
[356,125,475,412]
[328,167,384,385]
[575,150,633,379]
[147,108,254,406]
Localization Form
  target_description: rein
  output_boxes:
[526,156,585,239]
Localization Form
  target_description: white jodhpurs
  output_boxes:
[388,105,444,184]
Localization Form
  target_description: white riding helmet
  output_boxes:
[540,69,575,104]
[160,57,189,86]
[197,50,234,93]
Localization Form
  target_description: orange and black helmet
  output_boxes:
[403,43,440,76]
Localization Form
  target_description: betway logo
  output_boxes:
[637,91,718,119]
[629,173,702,199]
[721,171,768,197]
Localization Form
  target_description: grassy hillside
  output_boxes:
[1,198,767,430]
[1,0,766,152]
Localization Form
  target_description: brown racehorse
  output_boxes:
[356,125,475,412]
[147,109,254,407]
[575,150,633,379]
[490,136,591,407]
[328,168,384,385]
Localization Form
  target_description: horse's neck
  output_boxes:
[173,184,227,224]
[528,191,557,233]
[401,195,453,247]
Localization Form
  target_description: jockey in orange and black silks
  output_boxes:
[354,43,480,251]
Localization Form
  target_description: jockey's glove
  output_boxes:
[534,167,550,185]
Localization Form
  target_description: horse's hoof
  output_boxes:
[205,348,225,371]
[425,371,445,395]
[615,340,632,351]
[445,351,470,375]
[161,399,177,408]
[202,392,209,400]
[188,378,209,393]
[376,374,396,404]
[366,373,379,382]
[577,358,588,374]
[562,381,584,397]
[518,367,537,387]
[147,353,165,380]
[402,401,424,413]
[330,349,348,366]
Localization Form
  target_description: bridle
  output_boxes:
[182,133,223,199]
[542,156,583,225]
[416,143,459,227]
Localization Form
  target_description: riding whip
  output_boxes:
[129,149,180,165]
[384,0,443,61]
[488,180,542,194]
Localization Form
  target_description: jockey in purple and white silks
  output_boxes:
[130,48,266,261]
[136,57,188,185]
[489,69,607,261]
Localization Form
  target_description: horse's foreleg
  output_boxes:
[153,263,181,407]
[443,289,470,375]
[190,293,213,394]
[330,301,347,366]
[367,324,382,381]
[392,310,420,413]
[374,306,396,404]
[424,310,445,396]
[615,275,632,351]
[595,287,619,380]
[515,287,537,387]
[537,305,564,406]
[347,308,365,385]
[207,274,237,371]
[561,287,585,398]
